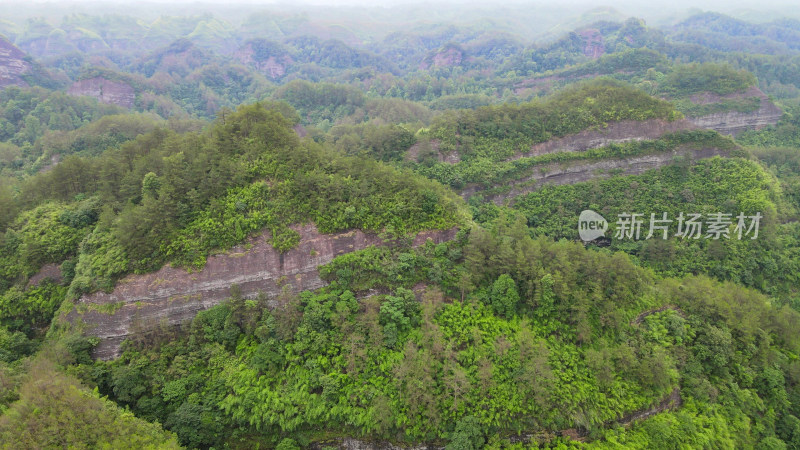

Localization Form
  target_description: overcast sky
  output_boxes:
[1,0,798,6]
[1,0,798,32]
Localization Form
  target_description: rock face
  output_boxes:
[405,119,699,167]
[522,119,698,158]
[136,39,208,77]
[420,45,463,69]
[405,139,460,164]
[579,29,605,59]
[74,224,458,360]
[0,37,32,88]
[463,146,729,204]
[258,55,291,79]
[235,41,292,80]
[687,86,782,136]
[27,263,62,287]
[432,47,462,67]
[67,76,136,108]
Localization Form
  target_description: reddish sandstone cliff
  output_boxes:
[0,37,33,88]
[67,76,136,108]
[523,119,698,158]
[73,224,458,359]
[235,42,292,80]
[687,86,783,136]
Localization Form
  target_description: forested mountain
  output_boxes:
[1,2,800,449]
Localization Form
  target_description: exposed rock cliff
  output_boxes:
[236,52,291,80]
[67,76,136,108]
[463,146,729,204]
[521,119,698,158]
[420,45,464,69]
[73,224,458,360]
[27,263,62,288]
[687,86,782,136]
[235,40,292,80]
[407,119,697,166]
[578,29,605,59]
[136,39,209,77]
[405,139,461,164]
[0,36,33,88]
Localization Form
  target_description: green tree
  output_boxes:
[379,288,420,348]
[141,172,161,199]
[446,416,485,450]
[490,274,519,318]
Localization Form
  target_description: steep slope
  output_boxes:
[669,12,800,55]
[235,39,293,80]
[407,79,775,208]
[409,81,713,195]
[519,118,696,158]
[0,35,43,89]
[0,102,467,359]
[67,76,136,108]
[0,37,30,88]
[686,85,783,136]
[75,225,457,359]
[132,38,213,78]
[466,144,731,205]
[512,51,782,137]
[85,219,800,448]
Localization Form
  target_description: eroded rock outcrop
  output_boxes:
[235,40,292,80]
[27,263,62,288]
[420,45,463,70]
[405,139,460,164]
[408,119,699,166]
[0,37,33,88]
[464,146,729,204]
[67,76,136,108]
[74,224,458,360]
[687,86,782,136]
[257,55,291,79]
[521,119,698,158]
[579,29,605,59]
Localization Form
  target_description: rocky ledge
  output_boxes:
[0,37,33,88]
[463,146,729,204]
[72,224,458,360]
[687,86,782,136]
[67,76,136,108]
[522,118,698,158]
